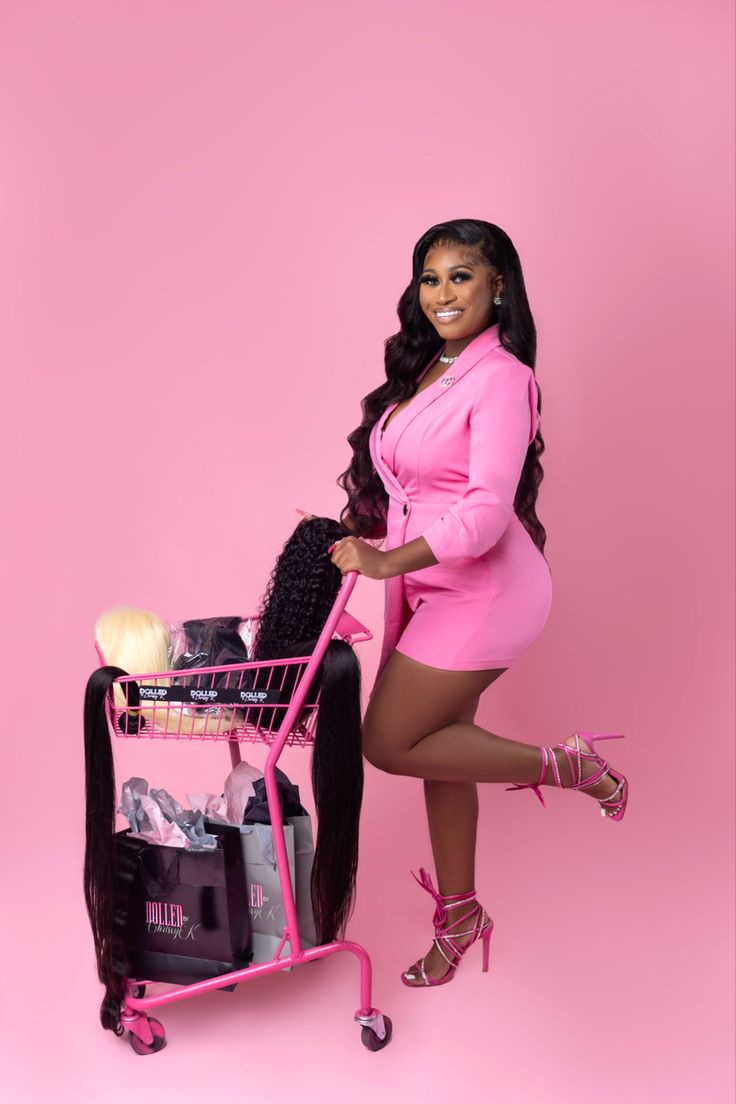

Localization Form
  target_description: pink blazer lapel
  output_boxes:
[369,323,503,498]
[369,425,406,502]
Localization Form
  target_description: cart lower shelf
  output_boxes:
[118,941,393,1054]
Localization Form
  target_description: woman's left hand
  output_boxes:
[327,536,388,580]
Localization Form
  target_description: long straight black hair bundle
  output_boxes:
[252,515,363,945]
[83,665,136,1032]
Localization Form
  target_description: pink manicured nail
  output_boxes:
[326,542,336,553]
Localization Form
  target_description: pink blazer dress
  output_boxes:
[368,322,552,681]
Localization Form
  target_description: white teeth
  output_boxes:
[436,310,462,317]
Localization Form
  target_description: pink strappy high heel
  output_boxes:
[506,730,629,821]
[400,867,494,987]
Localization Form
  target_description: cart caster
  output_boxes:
[128,1017,167,1055]
[359,1014,392,1051]
[130,984,146,999]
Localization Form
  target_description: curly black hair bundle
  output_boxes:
[252,515,364,945]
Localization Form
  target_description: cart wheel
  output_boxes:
[361,1015,392,1051]
[130,985,146,999]
[129,1017,167,1055]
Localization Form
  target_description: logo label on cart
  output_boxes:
[139,687,169,700]
[137,685,285,706]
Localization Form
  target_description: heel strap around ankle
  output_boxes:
[411,867,478,927]
[505,745,561,807]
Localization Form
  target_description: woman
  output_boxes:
[325,218,629,988]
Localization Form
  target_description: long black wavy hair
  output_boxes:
[336,218,547,558]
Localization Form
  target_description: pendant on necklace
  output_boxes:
[439,375,455,387]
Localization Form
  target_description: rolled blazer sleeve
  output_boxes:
[421,359,536,565]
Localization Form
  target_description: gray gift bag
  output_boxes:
[289,814,318,948]
[239,813,316,969]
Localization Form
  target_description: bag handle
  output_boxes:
[136,846,181,898]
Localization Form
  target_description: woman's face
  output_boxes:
[418,243,502,344]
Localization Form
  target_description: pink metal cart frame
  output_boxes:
[97,570,392,1054]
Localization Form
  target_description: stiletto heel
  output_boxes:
[579,730,625,746]
[505,730,629,821]
[400,868,493,987]
[481,921,493,972]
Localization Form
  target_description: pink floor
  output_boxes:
[3,669,733,1103]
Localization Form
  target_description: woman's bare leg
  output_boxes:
[407,688,503,982]
[363,652,620,805]
[423,689,498,895]
[364,652,622,983]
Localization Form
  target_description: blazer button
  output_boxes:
[403,503,408,515]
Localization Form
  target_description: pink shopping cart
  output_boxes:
[95,569,392,1055]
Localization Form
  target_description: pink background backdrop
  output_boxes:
[1,1,733,1101]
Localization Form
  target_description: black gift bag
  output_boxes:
[115,821,252,987]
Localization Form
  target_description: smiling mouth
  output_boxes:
[435,309,464,321]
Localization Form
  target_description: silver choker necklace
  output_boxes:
[437,305,502,364]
